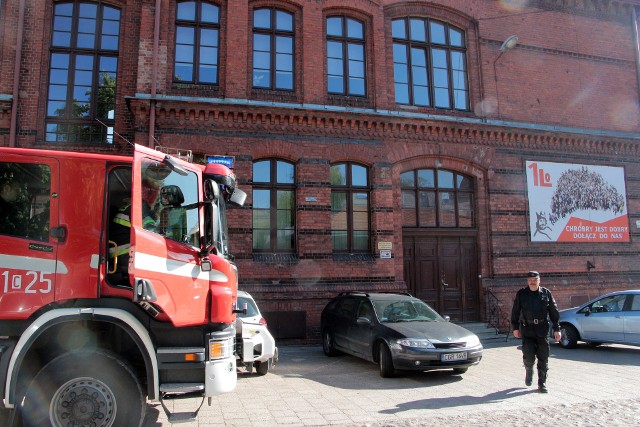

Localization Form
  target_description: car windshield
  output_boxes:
[237,296,259,318]
[373,299,443,323]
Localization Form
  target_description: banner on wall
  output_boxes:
[526,161,629,242]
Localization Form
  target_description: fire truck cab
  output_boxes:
[0,144,245,426]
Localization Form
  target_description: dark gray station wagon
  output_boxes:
[321,292,483,377]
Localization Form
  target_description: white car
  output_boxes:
[236,291,278,375]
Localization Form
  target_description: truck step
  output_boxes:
[159,385,206,424]
[159,383,204,394]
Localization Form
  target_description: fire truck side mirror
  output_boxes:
[204,180,220,202]
[228,188,246,207]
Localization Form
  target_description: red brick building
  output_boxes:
[1,0,639,342]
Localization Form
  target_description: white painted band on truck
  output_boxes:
[0,254,68,274]
[134,252,228,282]
[4,308,159,407]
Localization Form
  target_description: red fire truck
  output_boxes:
[0,144,246,426]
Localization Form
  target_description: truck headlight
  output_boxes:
[209,337,233,360]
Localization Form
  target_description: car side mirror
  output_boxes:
[443,315,451,322]
[584,306,591,316]
[232,302,248,315]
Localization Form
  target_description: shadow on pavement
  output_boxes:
[550,343,640,366]
[378,387,537,414]
[274,345,472,391]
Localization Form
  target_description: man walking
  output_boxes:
[511,271,561,393]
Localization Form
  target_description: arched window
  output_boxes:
[326,16,366,96]
[400,169,474,227]
[392,17,468,110]
[252,8,294,90]
[252,159,295,252]
[46,1,120,144]
[331,163,370,252]
[174,0,220,84]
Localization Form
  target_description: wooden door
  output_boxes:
[403,234,478,321]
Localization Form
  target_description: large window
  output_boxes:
[326,16,366,96]
[46,1,120,144]
[174,0,220,84]
[331,163,369,252]
[392,17,468,110]
[252,8,294,90]
[400,169,474,228]
[252,159,295,251]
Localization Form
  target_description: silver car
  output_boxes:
[557,290,640,348]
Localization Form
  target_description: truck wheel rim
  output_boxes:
[50,377,117,427]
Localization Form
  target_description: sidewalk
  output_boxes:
[144,340,640,426]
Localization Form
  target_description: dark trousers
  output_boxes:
[521,327,549,384]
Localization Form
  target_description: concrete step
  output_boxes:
[456,322,510,343]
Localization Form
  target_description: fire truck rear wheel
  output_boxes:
[21,350,145,427]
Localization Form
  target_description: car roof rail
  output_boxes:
[374,291,413,296]
[337,291,370,297]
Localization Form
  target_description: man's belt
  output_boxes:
[523,318,547,325]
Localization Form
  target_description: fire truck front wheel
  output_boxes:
[21,350,145,427]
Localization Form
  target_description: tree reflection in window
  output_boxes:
[252,159,296,252]
[331,163,370,252]
[46,1,120,144]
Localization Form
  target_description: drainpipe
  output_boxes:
[148,0,161,148]
[633,7,640,100]
[9,0,26,147]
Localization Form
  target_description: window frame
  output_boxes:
[326,15,367,97]
[400,168,475,228]
[252,158,296,253]
[252,7,295,91]
[174,0,221,85]
[45,0,120,144]
[331,162,371,253]
[391,17,469,111]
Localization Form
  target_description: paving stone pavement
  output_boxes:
[143,339,640,426]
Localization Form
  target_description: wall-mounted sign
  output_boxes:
[377,241,392,250]
[380,250,392,259]
[526,161,629,242]
[207,156,234,169]
[305,196,318,202]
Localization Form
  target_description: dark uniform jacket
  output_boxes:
[511,286,560,338]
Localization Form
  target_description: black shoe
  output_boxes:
[538,383,548,393]
[525,369,533,386]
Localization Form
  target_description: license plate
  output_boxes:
[441,352,467,362]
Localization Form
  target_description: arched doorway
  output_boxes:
[400,168,479,322]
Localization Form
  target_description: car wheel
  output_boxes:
[22,351,145,427]
[322,329,340,356]
[453,368,468,374]
[254,361,269,376]
[559,324,579,349]
[378,343,395,378]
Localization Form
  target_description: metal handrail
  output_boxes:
[486,288,511,341]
